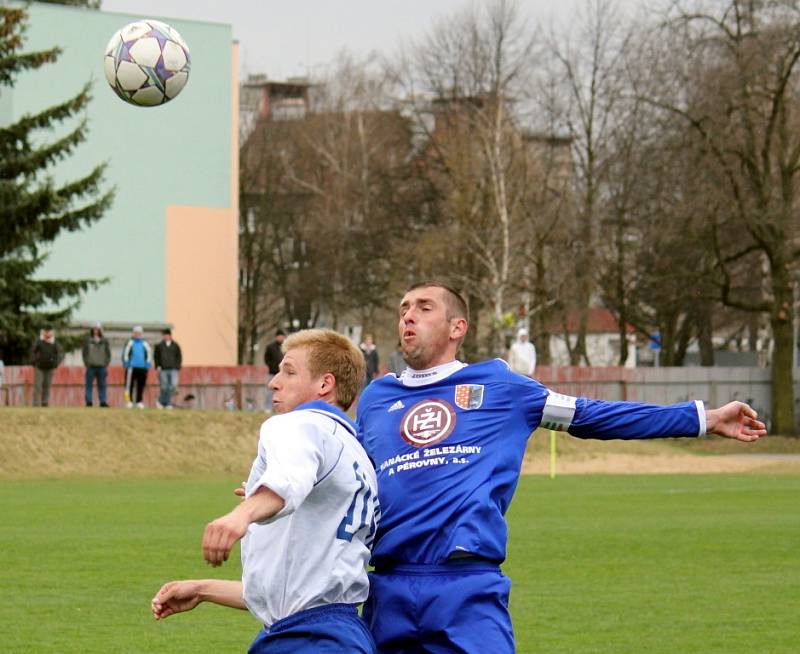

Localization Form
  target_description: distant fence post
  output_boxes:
[235,380,243,410]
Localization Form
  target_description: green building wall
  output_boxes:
[1,2,235,326]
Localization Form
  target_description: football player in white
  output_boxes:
[152,329,379,654]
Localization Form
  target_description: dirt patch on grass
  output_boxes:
[522,452,800,474]
[522,430,800,475]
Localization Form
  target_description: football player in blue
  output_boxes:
[356,281,766,654]
[151,329,379,654]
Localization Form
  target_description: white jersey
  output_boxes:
[241,401,379,627]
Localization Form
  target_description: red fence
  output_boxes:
[0,363,778,425]
[1,365,269,410]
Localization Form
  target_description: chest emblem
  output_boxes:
[400,399,456,448]
[454,384,484,410]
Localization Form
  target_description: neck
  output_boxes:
[401,360,466,387]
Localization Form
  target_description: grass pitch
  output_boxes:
[1,474,797,653]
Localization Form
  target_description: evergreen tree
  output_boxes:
[0,6,113,364]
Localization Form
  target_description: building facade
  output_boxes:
[1,2,239,365]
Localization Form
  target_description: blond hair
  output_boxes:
[283,329,366,410]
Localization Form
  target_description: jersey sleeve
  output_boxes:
[565,397,705,440]
[249,414,326,521]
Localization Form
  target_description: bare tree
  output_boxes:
[642,0,800,433]
[394,0,541,358]
[543,0,634,365]
[239,54,416,359]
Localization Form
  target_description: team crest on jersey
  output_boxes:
[454,384,484,410]
[400,399,457,448]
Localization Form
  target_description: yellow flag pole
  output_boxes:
[549,429,557,479]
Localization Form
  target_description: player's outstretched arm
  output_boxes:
[705,401,767,442]
[151,579,245,620]
[202,485,286,567]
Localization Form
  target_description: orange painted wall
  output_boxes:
[165,206,238,365]
[163,44,240,366]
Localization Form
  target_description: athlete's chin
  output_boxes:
[271,401,287,414]
[402,349,429,370]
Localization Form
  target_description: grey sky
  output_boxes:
[100,0,598,81]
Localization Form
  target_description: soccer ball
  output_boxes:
[104,19,191,107]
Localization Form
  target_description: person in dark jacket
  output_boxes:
[360,333,379,385]
[82,322,111,407]
[263,329,285,411]
[30,326,61,407]
[122,325,152,409]
[154,328,183,409]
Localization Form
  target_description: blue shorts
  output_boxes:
[362,562,515,654]
[248,603,376,654]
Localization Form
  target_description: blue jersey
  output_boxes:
[356,359,702,567]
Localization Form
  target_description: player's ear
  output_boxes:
[450,317,468,340]
[319,372,337,396]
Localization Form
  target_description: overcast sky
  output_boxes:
[101,0,608,81]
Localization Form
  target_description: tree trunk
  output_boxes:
[696,306,714,367]
[770,275,796,435]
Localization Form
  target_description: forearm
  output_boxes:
[203,485,287,567]
[197,579,246,610]
[238,485,286,524]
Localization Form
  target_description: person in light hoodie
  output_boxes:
[122,325,152,408]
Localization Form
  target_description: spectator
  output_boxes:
[155,328,182,409]
[82,322,111,407]
[122,325,152,409]
[360,333,379,384]
[263,329,285,411]
[30,326,61,407]
[508,327,537,377]
[388,342,405,376]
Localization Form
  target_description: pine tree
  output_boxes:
[0,6,113,364]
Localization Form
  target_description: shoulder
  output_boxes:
[260,408,332,439]
[462,358,543,388]
[359,373,401,404]
[461,358,514,378]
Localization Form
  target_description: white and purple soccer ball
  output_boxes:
[104,20,191,107]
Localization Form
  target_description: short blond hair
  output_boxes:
[283,329,366,410]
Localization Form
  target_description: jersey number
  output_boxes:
[336,462,377,543]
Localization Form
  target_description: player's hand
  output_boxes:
[234,481,246,499]
[151,580,201,620]
[706,401,767,442]
[202,511,249,567]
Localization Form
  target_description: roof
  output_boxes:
[549,308,635,335]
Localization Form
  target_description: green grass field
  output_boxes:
[2,474,797,653]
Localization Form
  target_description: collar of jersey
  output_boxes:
[399,360,467,387]
[294,400,357,436]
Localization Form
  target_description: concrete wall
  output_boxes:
[535,366,785,431]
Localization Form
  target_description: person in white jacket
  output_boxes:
[508,328,536,376]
